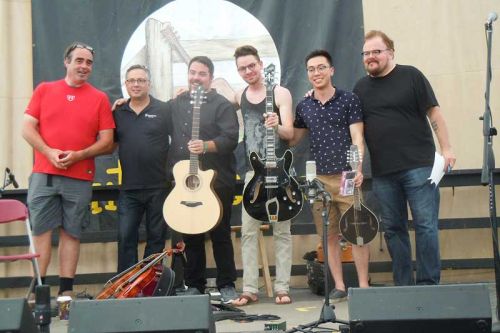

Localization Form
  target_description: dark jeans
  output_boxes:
[373,166,440,286]
[183,186,237,292]
[117,188,169,273]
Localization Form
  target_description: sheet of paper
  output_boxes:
[428,151,445,187]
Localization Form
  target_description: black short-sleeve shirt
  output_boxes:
[353,64,438,176]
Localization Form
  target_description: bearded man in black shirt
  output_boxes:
[166,56,239,303]
[354,30,456,286]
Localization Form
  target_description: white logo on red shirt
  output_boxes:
[67,95,75,102]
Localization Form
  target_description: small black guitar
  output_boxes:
[339,145,379,245]
[242,64,303,223]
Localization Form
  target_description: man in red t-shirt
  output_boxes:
[22,42,115,298]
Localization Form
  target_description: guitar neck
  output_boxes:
[190,102,201,174]
[354,187,361,211]
[265,86,276,163]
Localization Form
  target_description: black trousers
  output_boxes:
[183,185,237,292]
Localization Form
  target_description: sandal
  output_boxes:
[275,292,292,305]
[232,293,258,306]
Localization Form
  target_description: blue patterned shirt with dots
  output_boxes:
[294,88,363,175]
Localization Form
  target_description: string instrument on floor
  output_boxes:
[95,245,183,299]
[243,64,303,223]
[163,85,222,234]
[339,145,379,245]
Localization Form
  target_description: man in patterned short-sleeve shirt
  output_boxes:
[291,49,370,302]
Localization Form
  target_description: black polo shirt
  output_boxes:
[166,89,238,189]
[114,96,171,190]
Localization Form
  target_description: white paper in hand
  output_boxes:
[428,151,445,187]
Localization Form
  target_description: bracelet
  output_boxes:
[203,141,209,154]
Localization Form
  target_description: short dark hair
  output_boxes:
[188,56,214,77]
[304,49,332,67]
[233,45,261,62]
[126,64,151,79]
[64,42,94,61]
[364,30,395,51]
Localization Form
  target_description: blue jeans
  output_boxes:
[117,188,169,273]
[373,166,440,285]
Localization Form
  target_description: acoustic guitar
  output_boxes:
[162,86,222,234]
[242,64,303,223]
[339,145,379,245]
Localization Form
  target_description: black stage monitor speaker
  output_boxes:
[68,294,215,333]
[0,298,38,333]
[348,283,492,333]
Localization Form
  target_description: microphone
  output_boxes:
[486,12,498,25]
[305,161,332,203]
[5,168,19,188]
[306,161,317,204]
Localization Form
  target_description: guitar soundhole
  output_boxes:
[185,175,201,190]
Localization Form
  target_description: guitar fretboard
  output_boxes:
[189,87,205,175]
[265,91,276,165]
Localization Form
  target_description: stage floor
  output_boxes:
[43,283,500,332]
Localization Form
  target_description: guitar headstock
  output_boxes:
[264,64,276,89]
[347,145,360,171]
[190,85,207,107]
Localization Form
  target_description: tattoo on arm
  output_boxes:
[431,120,438,132]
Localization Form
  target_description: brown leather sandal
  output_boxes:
[232,293,258,306]
[275,292,292,305]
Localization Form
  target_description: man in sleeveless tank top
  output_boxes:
[231,45,295,305]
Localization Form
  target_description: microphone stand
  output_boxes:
[287,187,348,332]
[481,18,500,322]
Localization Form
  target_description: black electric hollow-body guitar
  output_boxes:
[339,145,379,245]
[242,64,303,223]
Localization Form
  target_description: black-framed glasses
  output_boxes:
[306,64,331,74]
[361,49,390,57]
[237,62,258,73]
[125,78,149,85]
[65,43,95,59]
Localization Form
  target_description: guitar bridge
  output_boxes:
[180,201,203,207]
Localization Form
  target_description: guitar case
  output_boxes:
[152,265,176,297]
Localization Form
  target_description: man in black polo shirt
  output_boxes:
[113,64,171,273]
[166,56,239,303]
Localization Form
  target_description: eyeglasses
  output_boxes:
[237,62,258,73]
[125,78,149,85]
[65,43,95,58]
[306,65,331,74]
[361,49,390,57]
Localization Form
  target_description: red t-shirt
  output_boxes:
[25,80,115,181]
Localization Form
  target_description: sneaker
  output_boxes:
[219,286,238,304]
[183,287,202,296]
[329,288,347,303]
